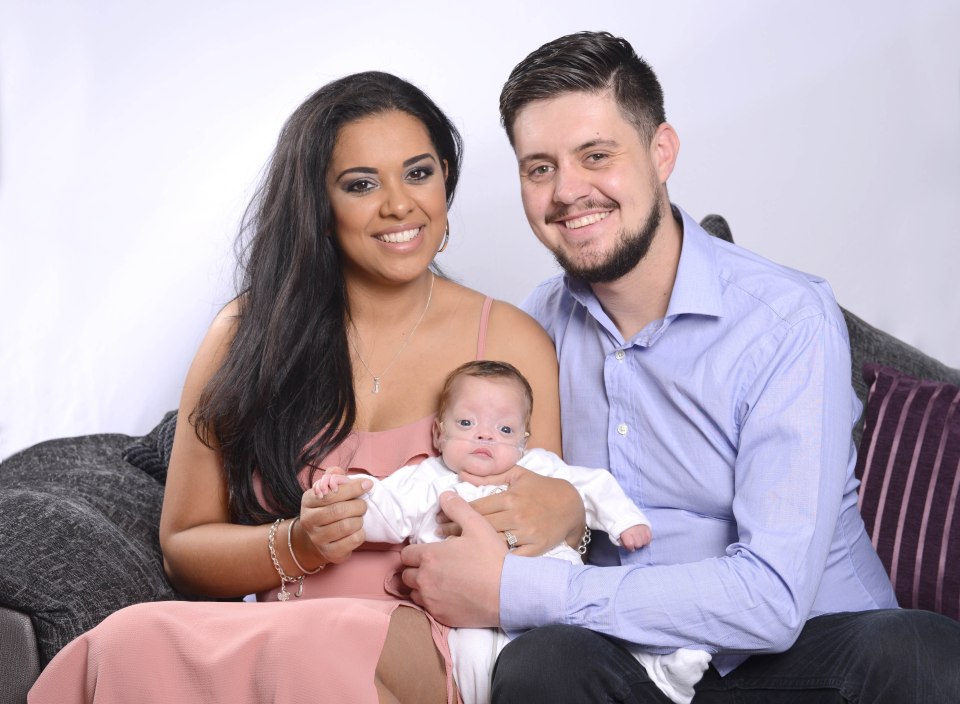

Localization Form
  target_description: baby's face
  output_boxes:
[434,376,528,479]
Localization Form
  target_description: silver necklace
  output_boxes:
[349,273,435,394]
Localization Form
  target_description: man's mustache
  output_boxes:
[545,199,618,225]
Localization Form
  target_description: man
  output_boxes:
[402,31,960,702]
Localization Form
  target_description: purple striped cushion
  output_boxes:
[855,364,960,621]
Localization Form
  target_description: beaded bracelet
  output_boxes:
[287,516,325,575]
[268,518,303,601]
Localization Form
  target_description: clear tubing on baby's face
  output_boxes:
[440,420,528,454]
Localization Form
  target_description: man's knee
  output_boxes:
[847,609,960,702]
[856,609,960,661]
[492,625,593,697]
[493,626,611,703]
[492,625,663,704]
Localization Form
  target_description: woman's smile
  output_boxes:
[374,226,423,244]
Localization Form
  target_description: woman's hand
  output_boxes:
[294,470,372,568]
[439,467,585,557]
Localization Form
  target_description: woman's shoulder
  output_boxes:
[484,298,554,350]
[213,297,242,326]
[438,279,548,336]
[182,298,243,382]
[430,278,554,363]
[201,298,242,344]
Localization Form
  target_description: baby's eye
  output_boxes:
[456,419,474,429]
[498,425,514,435]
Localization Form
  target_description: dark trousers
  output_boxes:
[490,609,960,703]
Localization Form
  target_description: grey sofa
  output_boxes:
[2,215,958,703]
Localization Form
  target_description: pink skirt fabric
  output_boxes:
[30,408,476,702]
[28,509,458,703]
[29,595,456,703]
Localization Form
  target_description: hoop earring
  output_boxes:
[437,224,450,254]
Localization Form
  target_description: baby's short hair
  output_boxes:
[437,360,534,429]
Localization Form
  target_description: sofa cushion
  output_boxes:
[855,364,960,620]
[0,434,181,665]
[121,410,178,483]
[844,309,960,447]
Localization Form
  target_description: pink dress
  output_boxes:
[28,298,495,704]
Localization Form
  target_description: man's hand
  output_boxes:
[438,467,585,556]
[401,492,506,627]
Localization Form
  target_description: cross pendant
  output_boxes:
[372,377,381,394]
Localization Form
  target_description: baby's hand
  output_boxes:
[313,468,351,496]
[619,524,652,552]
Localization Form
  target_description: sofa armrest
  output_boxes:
[0,605,39,704]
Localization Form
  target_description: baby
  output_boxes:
[317,360,709,704]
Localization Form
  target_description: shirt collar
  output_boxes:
[562,204,724,341]
[666,205,724,319]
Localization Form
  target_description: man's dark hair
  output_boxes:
[499,31,666,146]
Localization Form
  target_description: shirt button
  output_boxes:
[615,350,626,361]
[617,423,629,436]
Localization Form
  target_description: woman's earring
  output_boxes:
[437,224,450,254]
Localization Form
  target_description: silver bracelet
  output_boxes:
[268,518,303,601]
[288,516,324,575]
[577,525,592,555]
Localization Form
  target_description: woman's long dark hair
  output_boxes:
[193,71,463,524]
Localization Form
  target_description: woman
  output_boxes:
[29,72,582,703]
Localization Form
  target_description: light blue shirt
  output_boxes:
[507,206,897,674]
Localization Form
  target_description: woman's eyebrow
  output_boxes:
[334,153,436,182]
[403,153,436,167]
[333,165,376,181]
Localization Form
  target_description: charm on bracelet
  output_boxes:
[268,518,304,601]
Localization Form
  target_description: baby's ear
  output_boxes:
[515,431,528,455]
[432,419,444,452]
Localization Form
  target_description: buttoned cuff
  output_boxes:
[499,553,571,633]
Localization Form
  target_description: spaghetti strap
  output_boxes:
[476,296,494,360]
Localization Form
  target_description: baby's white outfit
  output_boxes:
[354,448,711,704]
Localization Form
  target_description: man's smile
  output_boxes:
[562,211,612,230]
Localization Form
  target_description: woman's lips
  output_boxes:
[374,226,422,243]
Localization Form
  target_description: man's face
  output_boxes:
[511,90,667,283]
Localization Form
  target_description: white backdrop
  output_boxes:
[2,0,958,460]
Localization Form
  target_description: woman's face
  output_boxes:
[327,110,448,284]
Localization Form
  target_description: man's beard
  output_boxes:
[551,191,663,284]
